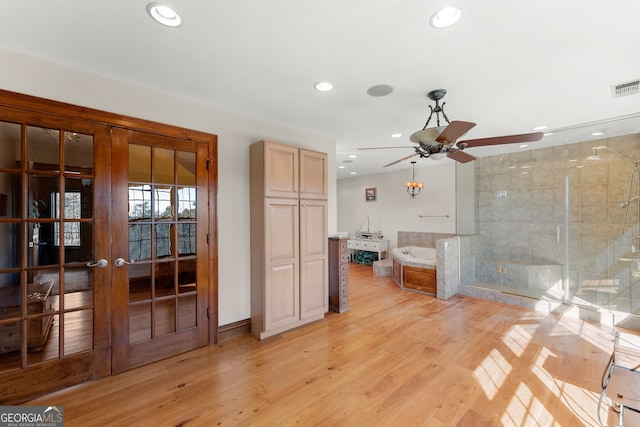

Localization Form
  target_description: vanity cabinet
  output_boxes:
[250,140,328,339]
[328,237,350,313]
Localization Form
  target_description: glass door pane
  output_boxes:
[564,117,640,315]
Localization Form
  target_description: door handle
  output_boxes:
[87,259,108,268]
[114,258,135,267]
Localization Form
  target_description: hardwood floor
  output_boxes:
[27,263,636,426]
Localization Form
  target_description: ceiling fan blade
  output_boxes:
[458,131,544,148]
[383,153,418,168]
[357,146,415,150]
[436,121,476,144]
[447,148,476,163]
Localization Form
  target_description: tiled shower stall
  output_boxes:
[458,122,640,320]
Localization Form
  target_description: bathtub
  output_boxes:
[390,246,437,295]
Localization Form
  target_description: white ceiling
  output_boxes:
[1,1,639,178]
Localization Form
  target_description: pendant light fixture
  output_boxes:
[406,161,424,198]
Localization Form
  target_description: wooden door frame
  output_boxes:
[0,89,218,403]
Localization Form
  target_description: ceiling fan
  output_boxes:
[359,89,544,166]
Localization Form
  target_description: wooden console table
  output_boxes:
[347,238,389,261]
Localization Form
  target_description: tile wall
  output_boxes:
[463,133,640,314]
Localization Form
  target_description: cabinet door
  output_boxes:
[264,198,300,331]
[299,149,327,200]
[264,142,298,199]
[300,200,328,319]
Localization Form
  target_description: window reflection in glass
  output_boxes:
[53,191,81,247]
[178,224,196,256]
[177,187,196,219]
[128,184,152,220]
[155,223,172,257]
[154,186,173,220]
[129,224,151,261]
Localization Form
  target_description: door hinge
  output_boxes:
[207,307,210,319]
[206,158,210,171]
[206,233,210,244]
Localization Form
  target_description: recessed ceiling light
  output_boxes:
[338,165,345,169]
[348,155,357,158]
[391,133,402,138]
[519,144,528,148]
[591,130,604,136]
[146,3,182,27]
[544,132,554,137]
[430,6,461,29]
[350,171,357,175]
[533,125,549,131]
[314,81,334,92]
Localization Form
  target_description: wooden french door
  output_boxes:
[0,110,112,403]
[0,90,216,403]
[110,129,209,373]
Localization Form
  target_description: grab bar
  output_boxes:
[418,214,450,218]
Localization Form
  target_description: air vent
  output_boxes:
[611,79,639,98]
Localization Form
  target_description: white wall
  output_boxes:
[337,162,456,249]
[0,49,337,326]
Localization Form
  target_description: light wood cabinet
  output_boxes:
[299,149,328,199]
[263,142,299,199]
[250,140,328,339]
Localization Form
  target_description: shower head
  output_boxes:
[587,147,602,161]
[587,145,640,163]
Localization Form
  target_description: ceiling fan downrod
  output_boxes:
[422,89,450,130]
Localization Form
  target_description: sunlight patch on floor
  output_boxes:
[502,383,559,427]
[531,347,561,397]
[473,349,512,400]
[551,313,614,354]
[502,324,532,358]
[559,383,602,426]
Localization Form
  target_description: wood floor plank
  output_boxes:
[25,263,638,426]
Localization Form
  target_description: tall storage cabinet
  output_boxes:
[250,140,328,339]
